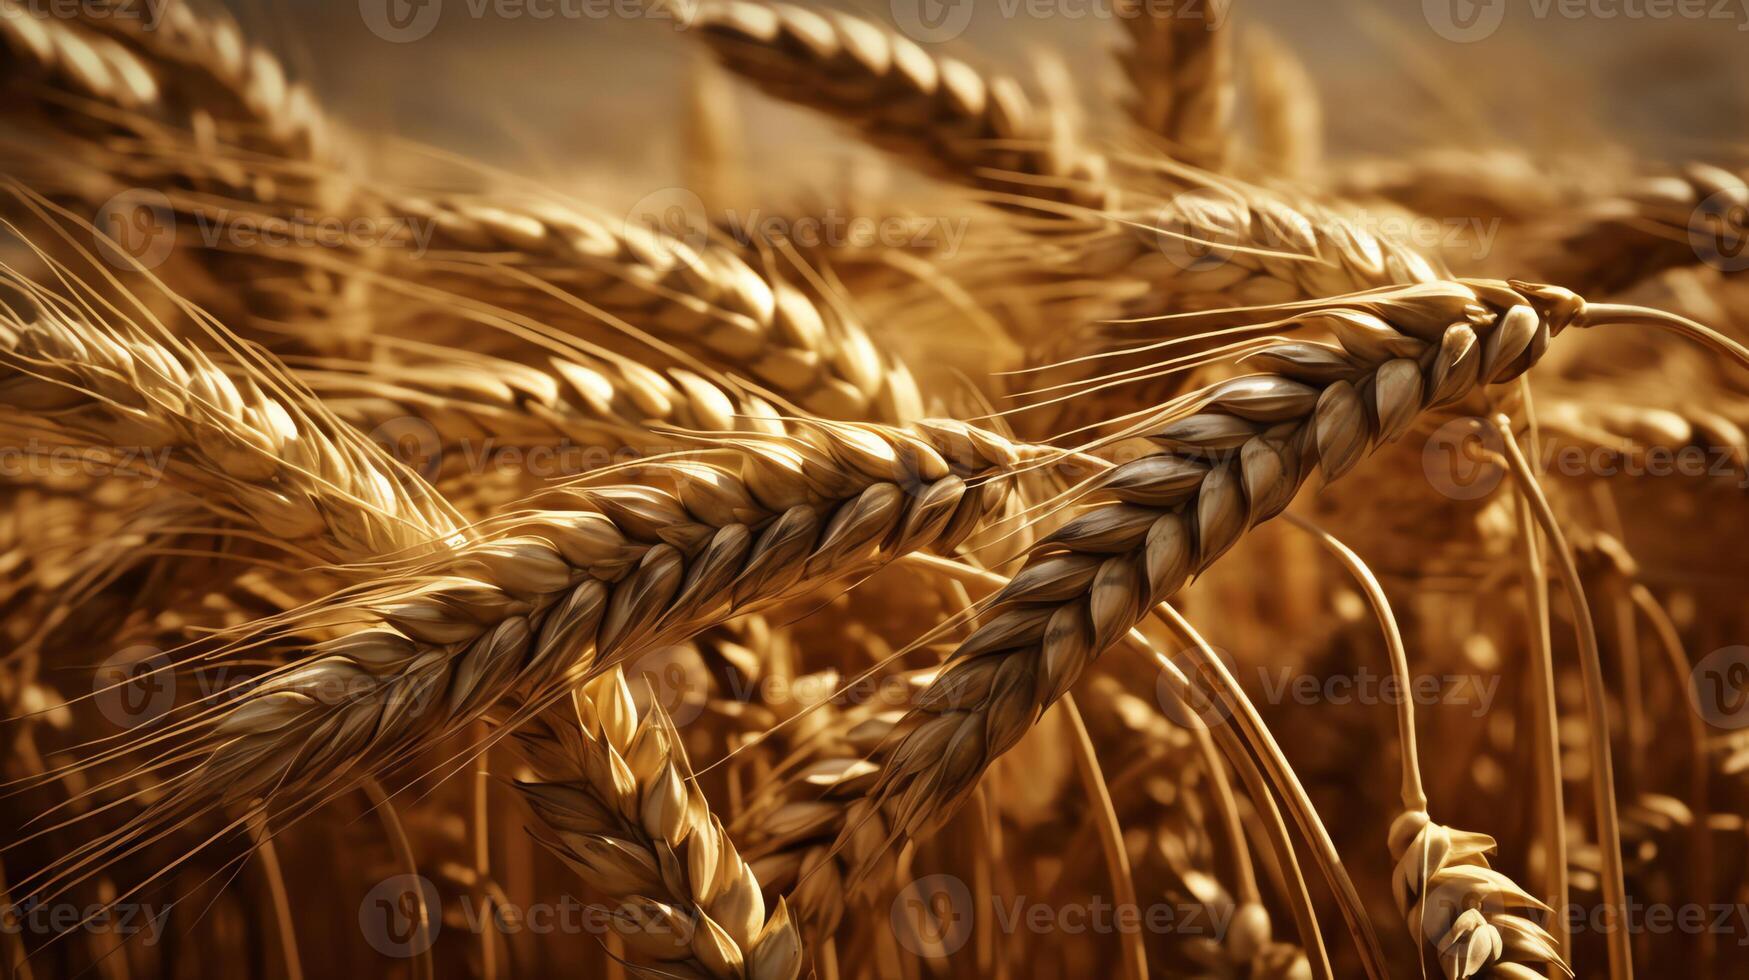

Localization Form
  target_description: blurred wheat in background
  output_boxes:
[1,0,1748,977]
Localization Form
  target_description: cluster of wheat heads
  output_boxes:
[1,1,1748,978]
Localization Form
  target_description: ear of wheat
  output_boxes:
[53,416,1017,858]
[0,276,462,562]
[860,278,1589,844]
[1114,0,1235,170]
[514,667,803,980]
[691,0,1113,211]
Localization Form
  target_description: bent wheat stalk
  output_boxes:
[514,668,803,980]
[1290,514,1568,980]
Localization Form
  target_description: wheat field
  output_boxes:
[1,1,1747,977]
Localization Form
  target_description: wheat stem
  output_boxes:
[1495,415,1631,980]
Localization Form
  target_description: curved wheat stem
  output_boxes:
[514,667,803,980]
[690,0,1113,211]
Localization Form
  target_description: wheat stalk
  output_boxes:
[1243,27,1322,182]
[513,667,803,980]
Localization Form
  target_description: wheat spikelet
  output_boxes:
[1114,0,1235,171]
[861,278,1592,842]
[1387,810,1568,980]
[513,667,803,980]
[690,0,1112,211]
